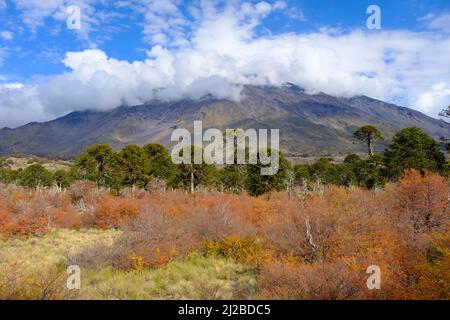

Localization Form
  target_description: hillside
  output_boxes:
[0,84,448,158]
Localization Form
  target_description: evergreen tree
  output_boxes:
[53,169,72,189]
[245,148,290,196]
[309,158,337,184]
[293,164,311,185]
[143,143,175,180]
[104,152,126,193]
[118,144,150,188]
[71,152,98,182]
[354,125,384,156]
[344,154,385,189]
[85,144,114,186]
[170,145,213,192]
[384,127,446,180]
[18,164,53,188]
[218,164,247,193]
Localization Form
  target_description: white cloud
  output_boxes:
[0,82,46,128]
[423,13,450,33]
[139,0,192,47]
[416,82,450,114]
[134,0,289,47]
[12,0,66,30]
[1,2,450,128]
[11,0,118,47]
[0,31,13,40]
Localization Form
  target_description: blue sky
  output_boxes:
[0,0,449,127]
[1,0,449,77]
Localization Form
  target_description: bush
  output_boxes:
[95,195,141,229]
[204,235,268,268]
[258,260,365,299]
[17,164,53,188]
[394,170,448,232]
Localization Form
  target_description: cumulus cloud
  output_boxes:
[1,1,450,128]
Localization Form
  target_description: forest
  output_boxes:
[0,126,448,195]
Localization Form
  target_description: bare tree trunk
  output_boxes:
[190,171,194,193]
[368,138,373,156]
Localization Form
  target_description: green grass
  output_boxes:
[0,229,257,300]
[80,255,256,299]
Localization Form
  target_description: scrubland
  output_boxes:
[0,169,448,300]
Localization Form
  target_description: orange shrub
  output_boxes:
[0,170,448,299]
[0,196,12,236]
[393,169,448,232]
[258,260,365,299]
[95,195,141,229]
[203,235,269,267]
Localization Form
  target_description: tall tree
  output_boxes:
[143,143,175,180]
[53,169,72,189]
[71,144,113,187]
[219,164,246,193]
[70,152,97,182]
[171,145,213,192]
[354,125,384,156]
[86,144,114,187]
[245,148,290,196]
[118,144,150,188]
[383,127,446,180]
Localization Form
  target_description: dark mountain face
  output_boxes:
[0,85,448,158]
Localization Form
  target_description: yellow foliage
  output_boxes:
[129,251,146,272]
[204,236,268,268]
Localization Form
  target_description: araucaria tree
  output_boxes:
[383,127,446,180]
[353,125,384,156]
[245,148,290,196]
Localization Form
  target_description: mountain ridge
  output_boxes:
[0,85,448,158]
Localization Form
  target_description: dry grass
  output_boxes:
[78,255,256,300]
[0,229,256,300]
[0,229,120,273]
[1,156,72,171]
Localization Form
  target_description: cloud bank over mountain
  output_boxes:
[0,1,449,128]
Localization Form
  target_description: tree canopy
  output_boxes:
[353,125,384,156]
[384,127,446,179]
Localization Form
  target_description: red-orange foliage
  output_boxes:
[394,169,448,231]
[0,196,11,236]
[95,195,141,229]
[0,170,448,299]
